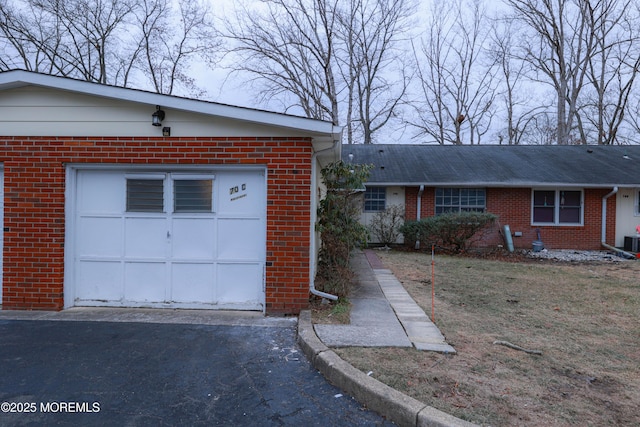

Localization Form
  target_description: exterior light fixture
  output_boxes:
[152,105,165,126]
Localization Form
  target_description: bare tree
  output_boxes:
[490,18,550,145]
[505,0,640,145]
[625,97,640,144]
[521,111,557,145]
[224,0,340,123]
[337,0,414,144]
[581,0,640,145]
[334,0,359,142]
[408,0,497,145]
[504,0,595,145]
[16,0,136,84]
[506,0,576,144]
[0,1,57,72]
[135,0,219,95]
[225,0,413,141]
[0,0,220,95]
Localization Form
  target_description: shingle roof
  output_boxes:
[343,144,640,188]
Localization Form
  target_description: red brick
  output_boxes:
[405,186,613,251]
[1,137,314,315]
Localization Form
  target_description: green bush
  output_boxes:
[400,211,497,253]
[315,161,372,297]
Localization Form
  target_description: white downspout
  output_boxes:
[601,187,635,259]
[601,187,617,244]
[415,185,424,250]
[309,142,339,301]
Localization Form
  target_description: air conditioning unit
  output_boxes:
[623,236,639,252]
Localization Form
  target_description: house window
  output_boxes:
[532,189,583,225]
[636,190,640,216]
[174,179,213,212]
[435,188,486,215]
[364,187,386,212]
[126,179,164,212]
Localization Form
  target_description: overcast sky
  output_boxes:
[193,0,255,109]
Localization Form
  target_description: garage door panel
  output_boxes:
[217,171,265,216]
[217,263,263,305]
[125,218,167,258]
[78,217,122,257]
[171,263,215,303]
[124,262,167,302]
[172,218,215,260]
[217,218,264,260]
[77,171,123,214]
[77,261,123,301]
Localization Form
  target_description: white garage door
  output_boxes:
[71,168,266,310]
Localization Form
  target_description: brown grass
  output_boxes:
[310,297,351,325]
[333,250,640,426]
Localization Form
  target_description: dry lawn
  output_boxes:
[333,250,640,426]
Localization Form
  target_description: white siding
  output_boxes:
[362,186,405,244]
[615,188,640,247]
[0,86,320,138]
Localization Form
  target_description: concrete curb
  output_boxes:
[297,310,478,427]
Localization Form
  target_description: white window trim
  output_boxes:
[435,187,487,214]
[170,173,216,181]
[531,188,584,226]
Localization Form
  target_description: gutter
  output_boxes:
[601,187,636,259]
[415,185,424,250]
[364,181,637,189]
[309,141,340,301]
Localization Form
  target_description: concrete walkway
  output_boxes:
[298,250,474,427]
[314,250,455,354]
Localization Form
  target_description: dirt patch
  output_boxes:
[333,250,640,426]
[309,297,351,325]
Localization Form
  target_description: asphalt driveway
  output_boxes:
[0,317,393,426]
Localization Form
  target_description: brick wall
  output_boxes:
[0,136,313,315]
[404,186,615,251]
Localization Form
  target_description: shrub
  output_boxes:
[315,161,372,297]
[368,204,405,246]
[400,211,497,253]
[398,220,429,248]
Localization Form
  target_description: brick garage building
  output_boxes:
[350,144,640,253]
[0,70,341,315]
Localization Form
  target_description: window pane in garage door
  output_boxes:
[174,179,212,212]
[127,179,164,212]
